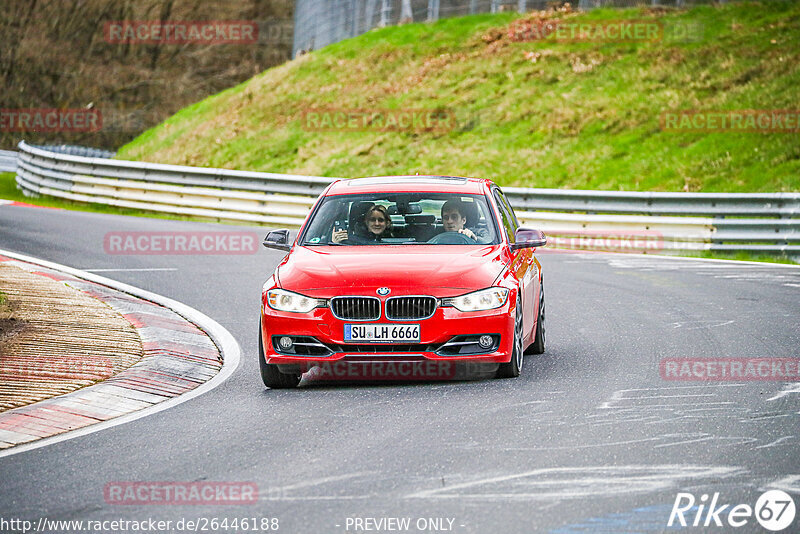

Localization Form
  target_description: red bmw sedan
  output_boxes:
[259,176,546,388]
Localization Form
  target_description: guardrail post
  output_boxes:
[350,0,359,37]
[427,0,439,22]
[400,0,413,23]
[364,0,376,32]
[379,0,391,26]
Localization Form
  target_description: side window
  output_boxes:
[498,190,520,230]
[492,190,516,243]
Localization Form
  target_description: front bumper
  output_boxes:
[260,300,514,366]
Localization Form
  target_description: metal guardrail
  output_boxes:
[16,141,333,227]
[15,141,800,256]
[503,187,800,218]
[0,150,18,173]
[27,144,116,159]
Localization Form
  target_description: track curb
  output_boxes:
[0,249,240,458]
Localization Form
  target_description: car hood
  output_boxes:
[277,245,508,295]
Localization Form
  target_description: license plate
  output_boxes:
[344,324,420,343]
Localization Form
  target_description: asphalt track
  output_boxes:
[1,204,799,534]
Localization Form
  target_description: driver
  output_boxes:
[332,204,393,243]
[441,199,481,240]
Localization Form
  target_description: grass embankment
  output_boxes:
[119,2,800,192]
[675,251,798,265]
[0,288,15,338]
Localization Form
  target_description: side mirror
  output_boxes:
[263,229,291,252]
[510,228,546,251]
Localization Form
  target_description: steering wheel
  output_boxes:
[427,231,475,245]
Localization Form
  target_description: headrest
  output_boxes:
[404,214,435,224]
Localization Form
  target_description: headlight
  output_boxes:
[442,287,509,312]
[267,289,326,313]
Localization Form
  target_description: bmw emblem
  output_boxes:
[377,287,391,296]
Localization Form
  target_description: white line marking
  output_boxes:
[586,416,663,426]
[488,400,547,411]
[0,199,13,205]
[475,436,665,451]
[653,435,714,449]
[755,436,796,450]
[405,465,743,500]
[82,268,178,272]
[630,402,736,408]
[262,496,374,501]
[608,253,800,269]
[0,248,240,459]
[597,390,626,409]
[259,473,377,500]
[767,384,800,401]
[598,384,746,409]
[741,413,792,422]
[627,394,716,399]
[670,320,734,330]
[683,407,741,412]
[767,475,800,494]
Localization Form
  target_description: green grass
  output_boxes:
[118,2,800,192]
[673,250,799,265]
[0,289,10,319]
[0,173,215,223]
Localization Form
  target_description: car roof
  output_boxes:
[325,175,494,196]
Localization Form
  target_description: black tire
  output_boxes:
[496,295,524,379]
[528,281,545,355]
[259,327,300,389]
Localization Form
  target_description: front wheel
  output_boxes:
[496,295,523,379]
[527,281,545,355]
[259,327,300,389]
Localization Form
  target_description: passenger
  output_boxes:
[332,204,393,243]
[440,199,487,241]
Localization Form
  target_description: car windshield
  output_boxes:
[300,192,500,246]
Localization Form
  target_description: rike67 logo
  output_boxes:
[669,490,796,531]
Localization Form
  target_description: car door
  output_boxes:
[492,187,535,341]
